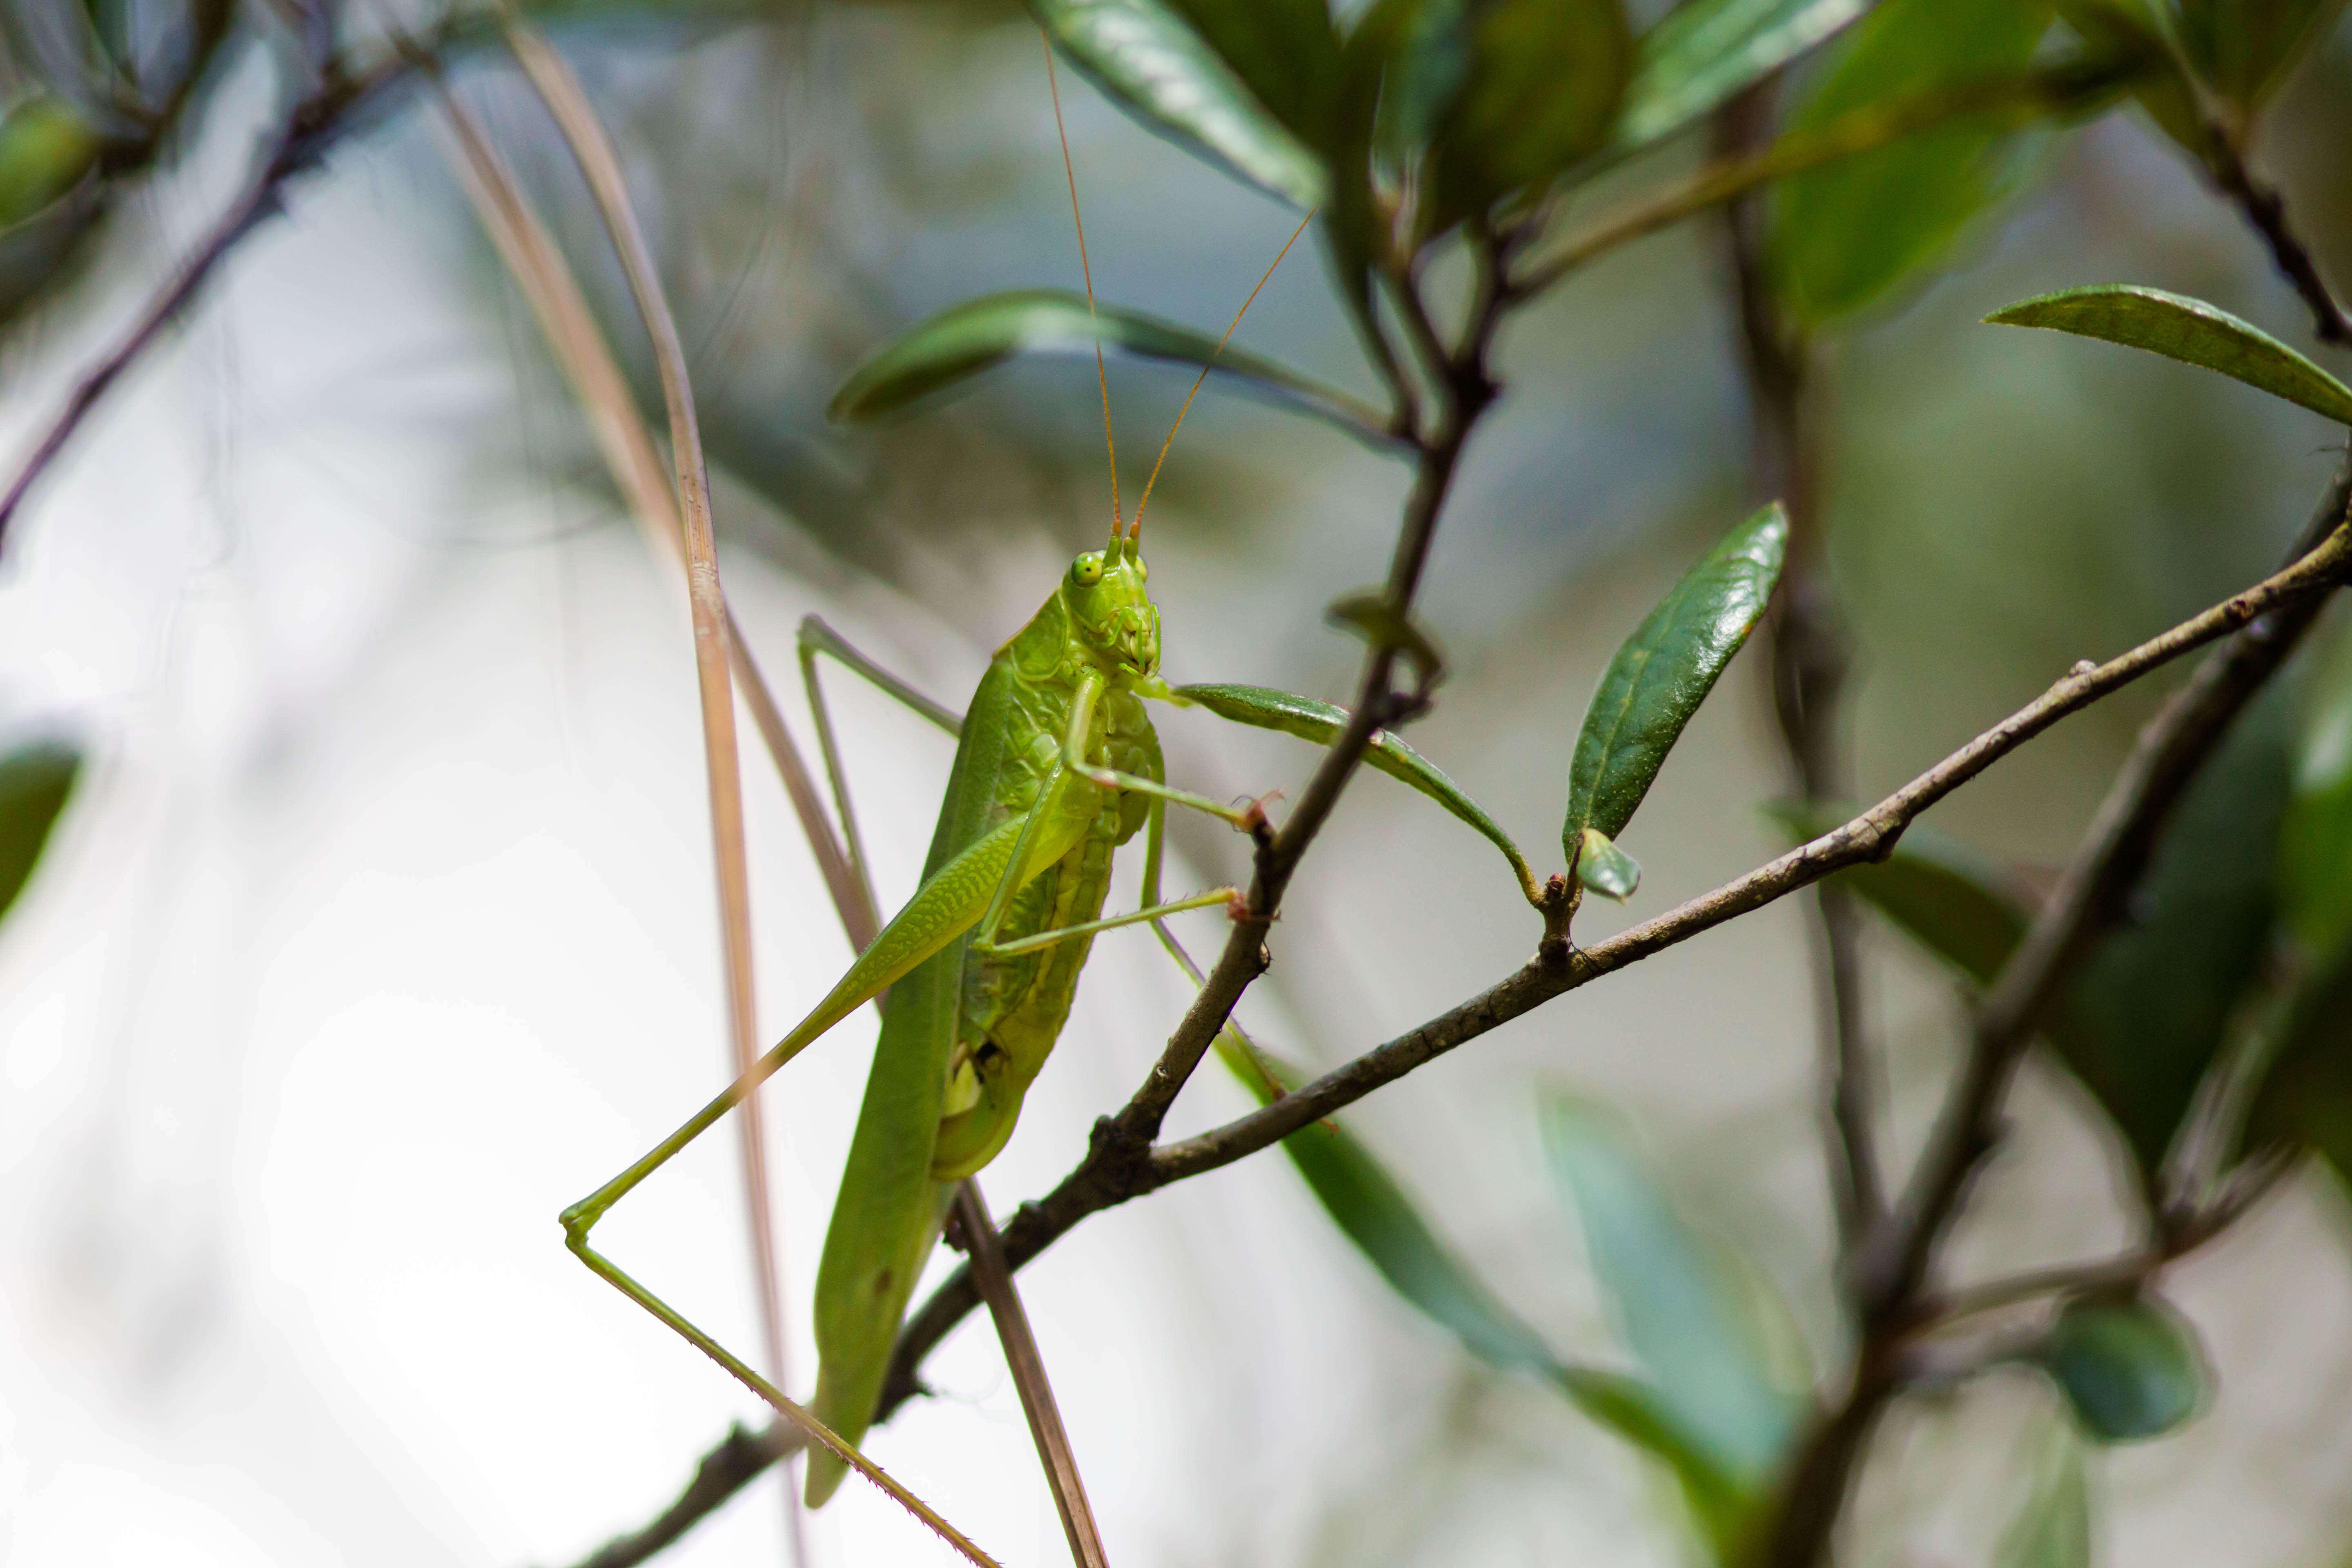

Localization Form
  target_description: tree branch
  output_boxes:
[1753,459,2352,1568]
[555,1424,806,1568]
[2202,127,2352,347]
[0,27,447,552]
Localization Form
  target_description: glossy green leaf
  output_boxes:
[828,289,1388,443]
[1995,1421,2091,1568]
[1564,503,1786,853]
[1987,285,2352,425]
[2241,938,2352,1189]
[1765,805,2036,988]
[1611,0,1869,149]
[1211,1036,1749,1544]
[1031,0,1328,208]
[2174,0,2351,108]
[1421,0,1633,234]
[2040,1293,2207,1441]
[1180,682,1541,902]
[0,743,77,926]
[1541,1096,1802,1483]
[1163,0,1343,151]
[1575,826,1641,901]
[2067,686,2294,1183]
[1768,0,2058,325]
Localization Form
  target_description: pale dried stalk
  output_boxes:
[432,48,811,1568]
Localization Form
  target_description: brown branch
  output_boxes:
[0,28,449,553]
[1750,461,2352,1568]
[2202,128,2352,347]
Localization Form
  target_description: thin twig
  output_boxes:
[2203,127,2352,347]
[497,24,804,1564]
[0,21,447,552]
[951,1182,1112,1568]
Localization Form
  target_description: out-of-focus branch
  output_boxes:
[1753,461,2352,1568]
[0,20,462,553]
[1713,81,1884,1271]
[2202,127,2352,347]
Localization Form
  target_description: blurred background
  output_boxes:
[2,2,2351,1564]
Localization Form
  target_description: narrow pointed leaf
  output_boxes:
[1611,0,1869,150]
[1031,0,1328,209]
[1181,682,1541,902]
[1215,1039,1748,1546]
[1541,1097,1802,1484]
[0,742,77,926]
[1987,284,2352,425]
[2040,1293,2207,1441]
[1565,504,1786,853]
[1576,826,1642,901]
[2280,636,2352,965]
[1768,0,2060,325]
[828,289,1390,445]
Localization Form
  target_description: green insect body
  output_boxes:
[804,530,1172,1504]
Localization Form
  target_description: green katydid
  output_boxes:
[555,45,1555,1534]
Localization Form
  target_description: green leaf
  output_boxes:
[1612,0,1869,150]
[1986,284,2352,425]
[1162,0,1344,152]
[2051,0,2216,154]
[1768,0,2059,325]
[1031,0,1329,208]
[2241,937,2352,1189]
[1210,1036,1750,1544]
[1765,805,2035,988]
[1995,1421,2092,1568]
[0,742,77,926]
[2173,0,2351,108]
[2067,686,2294,1183]
[827,289,1389,443]
[1575,825,1641,901]
[1564,503,1786,853]
[1179,682,1541,902]
[1541,1096,1802,1484]
[1421,0,1634,234]
[2040,1292,2207,1441]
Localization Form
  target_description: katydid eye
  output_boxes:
[1070,554,1105,587]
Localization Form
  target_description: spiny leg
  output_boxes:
[1138,793,1286,1099]
[798,613,966,935]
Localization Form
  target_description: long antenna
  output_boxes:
[1130,209,1314,540]
[1041,32,1123,540]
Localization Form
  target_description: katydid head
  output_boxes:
[1062,527,1160,680]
